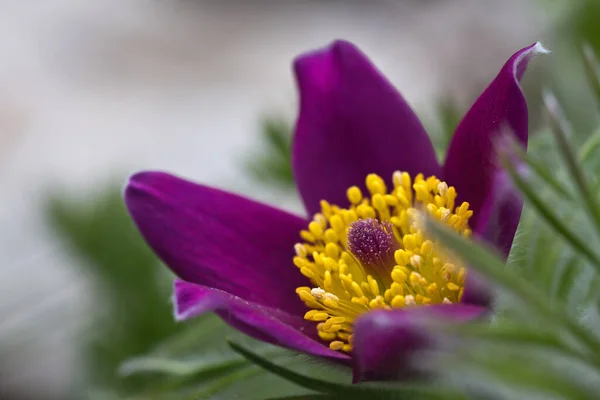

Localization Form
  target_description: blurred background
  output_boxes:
[1,0,598,398]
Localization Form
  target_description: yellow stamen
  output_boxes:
[294,172,472,352]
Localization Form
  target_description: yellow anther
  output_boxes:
[293,256,306,268]
[324,271,333,292]
[366,174,387,195]
[394,250,410,265]
[403,235,417,250]
[391,268,407,283]
[384,194,398,206]
[391,295,406,308]
[307,311,329,321]
[390,282,404,296]
[356,204,376,219]
[324,229,338,243]
[323,298,339,308]
[312,252,323,266]
[426,283,438,296]
[300,230,315,243]
[329,215,345,233]
[324,323,343,333]
[323,257,338,272]
[297,290,316,304]
[369,296,386,309]
[329,341,345,351]
[309,221,324,238]
[327,316,346,325]
[351,282,364,297]
[319,331,337,341]
[372,193,387,211]
[368,276,380,296]
[447,282,460,291]
[420,240,434,256]
[405,295,416,306]
[304,310,318,320]
[320,200,332,218]
[325,243,340,259]
[300,267,315,279]
[347,186,363,205]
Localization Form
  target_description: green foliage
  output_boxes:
[47,187,183,393]
[246,116,295,188]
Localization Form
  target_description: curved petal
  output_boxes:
[125,171,309,316]
[444,42,548,229]
[174,279,350,362]
[474,170,523,258]
[292,40,441,216]
[352,304,487,382]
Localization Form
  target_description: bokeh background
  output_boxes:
[1,1,598,398]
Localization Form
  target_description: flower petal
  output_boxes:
[444,42,547,229]
[292,40,441,216]
[461,270,495,309]
[352,304,487,382]
[174,279,350,362]
[125,171,309,316]
[474,170,523,258]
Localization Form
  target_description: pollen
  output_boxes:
[294,172,473,353]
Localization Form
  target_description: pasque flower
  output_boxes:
[125,40,546,382]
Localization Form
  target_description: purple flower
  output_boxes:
[125,40,546,382]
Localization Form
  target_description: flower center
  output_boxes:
[294,172,473,353]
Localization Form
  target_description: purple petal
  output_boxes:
[174,279,350,362]
[125,171,309,316]
[292,40,441,216]
[444,42,547,232]
[461,270,495,309]
[474,170,523,258]
[352,304,487,382]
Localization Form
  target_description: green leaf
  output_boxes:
[502,153,600,272]
[582,44,600,108]
[245,116,294,188]
[544,92,600,239]
[46,186,182,392]
[459,351,598,400]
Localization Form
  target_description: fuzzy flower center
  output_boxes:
[294,172,473,353]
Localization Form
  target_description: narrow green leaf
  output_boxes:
[544,92,600,239]
[502,155,600,272]
[578,128,600,164]
[582,44,600,107]
[447,322,592,367]
[553,255,584,302]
